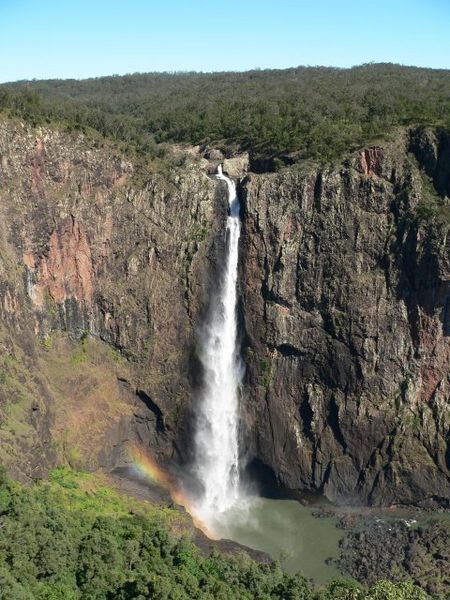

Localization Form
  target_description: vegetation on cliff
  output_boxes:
[1,64,449,168]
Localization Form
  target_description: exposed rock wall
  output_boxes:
[0,118,225,477]
[240,130,450,507]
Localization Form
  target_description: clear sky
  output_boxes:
[0,0,449,83]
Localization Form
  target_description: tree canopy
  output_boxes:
[0,467,432,599]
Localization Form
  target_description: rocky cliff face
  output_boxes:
[0,117,448,508]
[240,129,450,507]
[0,117,226,479]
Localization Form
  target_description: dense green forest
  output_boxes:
[1,64,449,168]
[0,467,431,599]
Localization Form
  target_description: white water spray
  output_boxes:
[194,165,243,527]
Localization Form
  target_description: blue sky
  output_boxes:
[0,0,449,82]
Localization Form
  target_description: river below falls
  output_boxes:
[210,495,450,584]
[113,467,448,585]
[212,497,342,583]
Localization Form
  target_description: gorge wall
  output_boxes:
[0,117,226,480]
[240,130,449,507]
[0,117,448,508]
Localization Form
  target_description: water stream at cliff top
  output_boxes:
[193,164,244,530]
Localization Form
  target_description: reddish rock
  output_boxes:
[360,147,384,176]
[40,217,93,305]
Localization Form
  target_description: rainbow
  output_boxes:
[127,442,217,539]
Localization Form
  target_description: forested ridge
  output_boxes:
[1,64,449,168]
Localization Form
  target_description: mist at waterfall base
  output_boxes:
[127,442,343,582]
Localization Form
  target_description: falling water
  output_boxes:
[193,164,243,528]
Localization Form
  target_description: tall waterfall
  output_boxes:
[194,165,243,527]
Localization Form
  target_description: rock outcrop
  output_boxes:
[223,153,250,178]
[0,117,448,508]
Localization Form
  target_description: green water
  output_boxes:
[213,497,450,584]
[214,497,343,583]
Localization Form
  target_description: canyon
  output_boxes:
[0,116,449,510]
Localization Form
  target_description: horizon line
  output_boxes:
[2,61,450,86]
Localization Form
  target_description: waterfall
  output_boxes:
[193,164,243,527]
